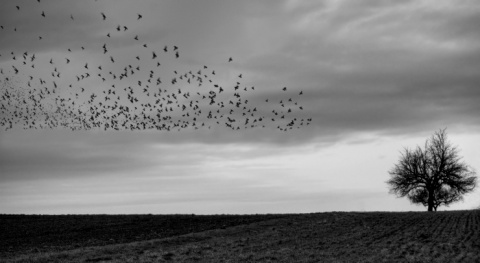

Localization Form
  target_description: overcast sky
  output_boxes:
[1,0,479,214]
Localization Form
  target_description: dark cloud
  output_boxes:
[0,130,152,182]
[2,0,478,141]
[0,128,319,184]
[239,0,480,139]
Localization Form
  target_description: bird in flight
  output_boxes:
[0,1,312,132]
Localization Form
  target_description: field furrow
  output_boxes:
[2,210,479,263]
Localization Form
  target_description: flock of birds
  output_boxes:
[0,2,312,132]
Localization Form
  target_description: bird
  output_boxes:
[0,1,312,133]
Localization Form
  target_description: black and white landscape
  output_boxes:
[2,0,479,214]
[1,1,480,261]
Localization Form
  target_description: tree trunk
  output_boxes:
[427,189,435,212]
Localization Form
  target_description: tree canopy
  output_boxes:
[387,129,477,211]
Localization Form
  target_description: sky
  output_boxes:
[1,0,479,214]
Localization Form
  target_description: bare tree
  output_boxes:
[387,129,477,211]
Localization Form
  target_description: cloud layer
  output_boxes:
[1,0,480,213]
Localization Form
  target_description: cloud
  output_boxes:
[3,0,479,142]
[0,128,322,184]
[1,0,479,149]
[0,130,149,182]
[237,0,480,138]
[1,0,480,214]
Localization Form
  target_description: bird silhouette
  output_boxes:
[0,1,312,132]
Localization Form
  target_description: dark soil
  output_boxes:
[2,210,480,262]
[0,213,285,255]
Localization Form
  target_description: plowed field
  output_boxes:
[1,210,479,262]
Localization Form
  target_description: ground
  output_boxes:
[1,210,479,262]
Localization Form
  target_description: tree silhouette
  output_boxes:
[387,129,477,211]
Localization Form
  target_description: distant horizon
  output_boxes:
[2,207,479,216]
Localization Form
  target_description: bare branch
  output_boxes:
[387,128,477,211]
